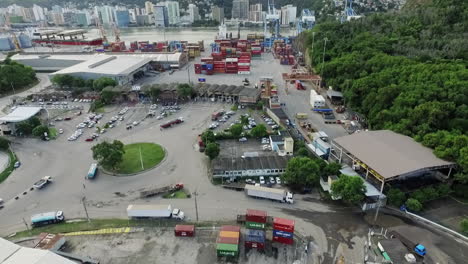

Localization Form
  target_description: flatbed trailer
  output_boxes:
[140,183,184,198]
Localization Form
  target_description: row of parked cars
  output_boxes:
[245,176,281,185]
[262,115,279,130]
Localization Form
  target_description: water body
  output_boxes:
[86,26,296,44]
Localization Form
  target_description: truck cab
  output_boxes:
[56,211,65,221]
[414,244,426,256]
[285,192,294,204]
[171,208,185,220]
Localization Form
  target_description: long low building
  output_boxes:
[0,107,45,135]
[194,83,261,104]
[212,156,290,178]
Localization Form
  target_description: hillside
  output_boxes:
[303,0,468,191]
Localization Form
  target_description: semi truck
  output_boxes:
[160,118,184,129]
[127,204,185,220]
[33,176,52,189]
[139,183,184,198]
[245,185,294,204]
[31,211,65,227]
[389,231,426,257]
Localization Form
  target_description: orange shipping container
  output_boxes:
[219,231,240,238]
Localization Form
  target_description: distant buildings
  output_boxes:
[188,4,200,23]
[136,14,151,26]
[232,0,249,20]
[75,12,91,26]
[32,4,45,21]
[50,12,64,26]
[281,5,297,25]
[115,10,130,27]
[95,5,116,26]
[154,5,169,27]
[249,3,262,22]
[145,1,154,14]
[212,6,224,22]
[163,1,180,25]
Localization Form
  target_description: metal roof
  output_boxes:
[0,107,42,123]
[213,156,290,172]
[326,90,343,98]
[50,55,151,76]
[0,238,75,264]
[333,130,455,180]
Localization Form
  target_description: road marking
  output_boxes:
[63,227,133,236]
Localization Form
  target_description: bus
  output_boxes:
[31,211,64,227]
[87,163,98,179]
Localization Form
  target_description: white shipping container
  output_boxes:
[127,204,172,218]
[238,63,250,66]
[238,71,251,75]
[310,95,326,108]
[245,185,286,202]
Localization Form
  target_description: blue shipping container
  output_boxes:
[206,64,213,70]
[273,230,293,239]
[247,229,265,238]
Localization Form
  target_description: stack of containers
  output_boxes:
[245,209,267,230]
[217,225,240,257]
[272,217,295,245]
[225,58,238,74]
[251,43,262,58]
[174,225,195,237]
[214,61,226,73]
[194,64,202,74]
[245,229,266,250]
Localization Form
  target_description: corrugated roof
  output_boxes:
[0,107,42,123]
[0,238,75,264]
[50,55,151,76]
[333,130,455,179]
[212,156,290,172]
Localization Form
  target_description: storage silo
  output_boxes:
[18,33,32,48]
[0,35,14,51]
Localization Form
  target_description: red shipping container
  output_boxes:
[246,209,267,223]
[273,236,294,245]
[217,236,239,245]
[273,217,295,233]
[245,241,265,249]
[174,225,195,237]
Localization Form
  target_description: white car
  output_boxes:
[58,129,64,134]
[239,137,247,142]
[259,176,265,184]
[276,177,282,184]
[132,121,139,126]
[269,177,275,184]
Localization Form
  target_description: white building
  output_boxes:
[249,3,262,22]
[163,1,180,25]
[280,5,297,25]
[95,5,115,26]
[211,6,224,22]
[188,4,200,22]
[232,0,249,20]
[32,4,45,21]
[145,1,154,14]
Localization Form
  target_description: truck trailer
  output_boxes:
[126,204,185,220]
[31,211,65,227]
[245,185,294,204]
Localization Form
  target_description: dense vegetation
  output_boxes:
[0,58,36,95]
[304,0,468,195]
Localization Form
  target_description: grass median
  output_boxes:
[0,150,18,184]
[115,143,165,174]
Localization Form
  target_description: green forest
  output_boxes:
[0,57,37,95]
[303,0,468,195]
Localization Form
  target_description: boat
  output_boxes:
[32,29,103,46]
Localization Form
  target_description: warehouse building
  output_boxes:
[11,53,95,71]
[0,107,45,135]
[269,130,294,156]
[329,130,456,193]
[194,84,261,104]
[266,107,288,125]
[212,156,290,178]
[49,55,152,85]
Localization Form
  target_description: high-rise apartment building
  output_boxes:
[50,12,64,25]
[95,5,115,26]
[280,5,297,25]
[188,4,200,22]
[32,4,45,21]
[232,0,249,20]
[162,1,180,25]
[211,6,224,22]
[76,12,91,26]
[154,5,169,27]
[115,10,130,27]
[249,3,262,22]
[145,1,154,14]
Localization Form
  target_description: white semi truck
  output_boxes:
[126,204,185,220]
[245,185,294,204]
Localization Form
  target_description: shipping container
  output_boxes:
[245,221,265,229]
[220,231,240,238]
[246,209,267,223]
[245,241,265,249]
[174,225,195,237]
[273,217,295,233]
[217,236,239,245]
[216,243,239,257]
[273,229,293,239]
[273,235,294,245]
[245,230,266,243]
[221,225,241,232]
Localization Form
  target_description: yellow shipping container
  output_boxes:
[219,231,240,238]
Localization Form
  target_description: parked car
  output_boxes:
[276,177,282,184]
[58,129,64,134]
[259,176,265,184]
[85,138,94,142]
[269,177,275,184]
[14,161,21,168]
[239,137,247,142]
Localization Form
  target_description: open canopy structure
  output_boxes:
[0,107,42,123]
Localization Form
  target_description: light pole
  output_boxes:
[192,190,199,222]
[321,37,328,75]
[311,32,315,57]
[10,82,16,94]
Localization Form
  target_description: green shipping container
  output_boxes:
[246,221,265,229]
[216,243,238,257]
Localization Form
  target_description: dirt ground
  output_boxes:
[62,228,310,264]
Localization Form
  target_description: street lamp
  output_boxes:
[321,37,328,75]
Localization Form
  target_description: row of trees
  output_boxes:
[387,184,452,211]
[304,0,468,195]
[15,116,49,139]
[143,84,195,103]
[0,58,36,95]
[51,74,117,92]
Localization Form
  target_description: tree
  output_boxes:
[177,83,194,98]
[282,157,321,187]
[146,86,161,102]
[28,117,41,128]
[32,125,50,138]
[296,147,310,157]
[250,124,268,138]
[387,188,406,207]
[51,74,75,88]
[15,122,33,135]
[331,175,366,205]
[240,116,249,125]
[405,198,423,212]
[0,137,9,150]
[230,124,243,137]
[100,90,117,105]
[205,143,220,160]
[323,162,342,176]
[93,77,117,91]
[461,218,468,234]
[201,130,215,144]
[92,140,125,170]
